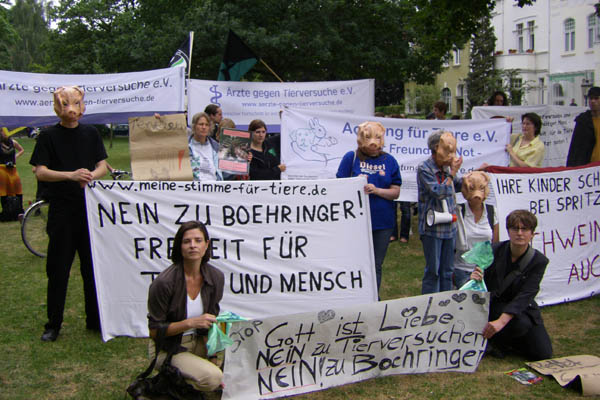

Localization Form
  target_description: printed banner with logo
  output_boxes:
[281,108,511,201]
[84,177,377,341]
[472,105,587,167]
[0,67,186,126]
[187,79,374,132]
[223,290,490,399]
[489,164,600,306]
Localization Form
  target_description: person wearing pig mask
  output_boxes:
[30,86,108,342]
[336,121,401,294]
[417,130,463,294]
[453,171,499,288]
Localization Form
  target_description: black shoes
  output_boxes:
[41,328,59,342]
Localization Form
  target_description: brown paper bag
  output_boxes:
[128,114,193,181]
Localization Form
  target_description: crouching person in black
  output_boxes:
[470,209,552,360]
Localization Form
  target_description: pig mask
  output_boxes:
[357,121,385,158]
[53,86,85,123]
[433,131,457,167]
[461,171,490,203]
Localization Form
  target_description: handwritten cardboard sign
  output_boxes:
[222,290,490,399]
[128,113,193,181]
[527,355,600,396]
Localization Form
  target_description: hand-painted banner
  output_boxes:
[84,177,377,341]
[187,79,374,132]
[0,68,186,126]
[281,108,511,201]
[489,164,600,306]
[222,290,490,400]
[472,105,587,167]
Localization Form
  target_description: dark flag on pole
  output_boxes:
[218,30,258,81]
[169,32,193,73]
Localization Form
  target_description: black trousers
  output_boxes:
[489,301,552,361]
[45,200,100,331]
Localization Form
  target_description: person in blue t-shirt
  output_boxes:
[336,121,402,294]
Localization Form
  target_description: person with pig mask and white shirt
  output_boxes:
[336,121,402,295]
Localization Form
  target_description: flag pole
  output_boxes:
[260,59,284,83]
[187,31,194,80]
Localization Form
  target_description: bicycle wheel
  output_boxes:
[21,200,50,258]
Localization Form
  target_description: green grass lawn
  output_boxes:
[1,136,599,399]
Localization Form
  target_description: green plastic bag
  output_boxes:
[458,240,494,292]
[206,311,247,356]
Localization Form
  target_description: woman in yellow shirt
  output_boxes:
[507,112,545,167]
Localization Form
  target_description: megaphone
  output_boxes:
[426,199,457,226]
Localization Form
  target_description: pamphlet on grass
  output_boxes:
[505,368,542,385]
[527,355,600,396]
[218,128,251,175]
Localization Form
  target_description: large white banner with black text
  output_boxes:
[223,290,489,399]
[0,67,186,126]
[84,178,377,341]
[188,79,374,132]
[281,108,512,201]
[490,165,600,306]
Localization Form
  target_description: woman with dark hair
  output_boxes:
[470,210,552,360]
[506,112,545,167]
[147,221,224,392]
[248,119,285,180]
[488,91,508,106]
[0,129,25,221]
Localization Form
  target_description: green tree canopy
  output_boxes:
[7,0,50,72]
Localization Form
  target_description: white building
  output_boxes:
[492,0,599,106]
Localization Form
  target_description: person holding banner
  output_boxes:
[29,86,107,342]
[566,86,600,166]
[189,112,223,181]
[336,121,401,293]
[249,119,286,180]
[417,131,463,294]
[506,113,545,168]
[470,210,552,360]
[147,221,224,392]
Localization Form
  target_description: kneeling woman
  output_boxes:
[470,210,552,360]
[147,221,224,392]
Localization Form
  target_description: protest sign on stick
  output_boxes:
[128,113,193,181]
[85,177,377,341]
[222,290,490,399]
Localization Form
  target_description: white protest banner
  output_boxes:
[222,290,490,400]
[0,67,185,126]
[489,164,600,306]
[188,79,374,131]
[472,105,587,167]
[281,108,511,201]
[84,177,377,341]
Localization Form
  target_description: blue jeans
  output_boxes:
[372,228,394,293]
[421,235,455,294]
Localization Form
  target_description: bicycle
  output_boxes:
[20,169,131,258]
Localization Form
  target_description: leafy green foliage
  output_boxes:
[0,1,20,70]
[5,0,49,72]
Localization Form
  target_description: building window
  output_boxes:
[564,18,575,52]
[553,83,565,105]
[588,14,600,48]
[453,48,461,65]
[441,88,451,112]
[516,23,524,52]
[442,53,449,67]
[527,20,535,50]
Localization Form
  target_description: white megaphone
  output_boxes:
[426,199,457,226]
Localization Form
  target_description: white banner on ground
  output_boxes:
[472,105,587,167]
[0,67,186,126]
[490,165,600,306]
[84,177,377,341]
[223,290,489,400]
[281,108,511,201]
[187,79,374,131]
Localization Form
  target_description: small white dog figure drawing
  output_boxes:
[290,118,340,165]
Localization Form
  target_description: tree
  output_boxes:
[0,1,19,70]
[8,0,50,72]
[464,13,501,116]
[405,84,440,115]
